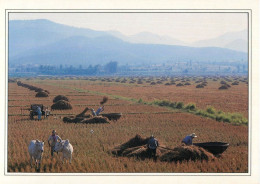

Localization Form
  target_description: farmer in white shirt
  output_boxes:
[48,130,62,157]
[182,133,197,145]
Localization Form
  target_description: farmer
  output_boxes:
[48,130,62,157]
[147,135,159,159]
[182,133,197,145]
[91,106,104,116]
[36,106,42,120]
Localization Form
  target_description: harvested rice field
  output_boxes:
[7,76,248,173]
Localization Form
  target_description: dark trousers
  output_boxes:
[147,148,157,158]
[51,146,55,157]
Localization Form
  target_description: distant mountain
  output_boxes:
[9,19,248,66]
[10,35,247,66]
[108,31,186,46]
[224,39,248,53]
[191,30,248,52]
[9,19,109,57]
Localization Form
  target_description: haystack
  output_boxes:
[220,81,227,85]
[51,100,72,110]
[44,90,50,94]
[231,81,239,85]
[34,88,44,92]
[80,116,110,124]
[111,135,215,162]
[63,115,109,124]
[100,96,108,105]
[219,85,229,90]
[196,84,204,88]
[35,91,49,97]
[176,83,184,87]
[53,95,69,103]
[63,116,84,123]
[111,134,150,156]
[160,145,215,162]
[17,81,22,86]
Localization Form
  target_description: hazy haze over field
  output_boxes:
[10,12,247,45]
[9,12,248,76]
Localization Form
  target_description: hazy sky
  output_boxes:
[9,12,248,43]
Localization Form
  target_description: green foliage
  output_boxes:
[176,102,184,109]
[206,106,216,114]
[138,98,143,103]
[185,103,196,111]
[151,99,247,125]
[153,100,176,108]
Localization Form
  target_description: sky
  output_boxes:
[9,12,248,43]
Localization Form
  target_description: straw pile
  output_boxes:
[219,85,229,90]
[111,135,215,162]
[51,100,72,110]
[100,96,108,105]
[111,134,150,157]
[80,116,110,124]
[53,95,69,103]
[35,91,49,97]
[63,116,109,124]
[160,145,215,162]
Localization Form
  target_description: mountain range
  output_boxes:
[9,19,248,66]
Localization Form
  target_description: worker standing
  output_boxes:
[182,133,197,145]
[36,106,42,121]
[48,130,62,157]
[147,135,159,160]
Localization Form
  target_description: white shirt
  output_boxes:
[48,135,62,146]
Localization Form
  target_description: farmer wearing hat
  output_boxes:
[147,135,159,159]
[48,130,62,157]
[182,133,197,145]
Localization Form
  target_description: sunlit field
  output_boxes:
[7,76,248,173]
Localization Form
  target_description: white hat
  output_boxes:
[190,133,197,138]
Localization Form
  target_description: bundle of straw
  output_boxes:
[100,96,108,105]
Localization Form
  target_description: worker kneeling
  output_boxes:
[182,133,197,145]
[147,135,159,160]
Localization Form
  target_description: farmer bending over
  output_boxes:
[91,106,104,116]
[48,130,62,157]
[182,133,197,145]
[147,135,159,159]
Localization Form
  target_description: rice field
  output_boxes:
[7,76,248,173]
